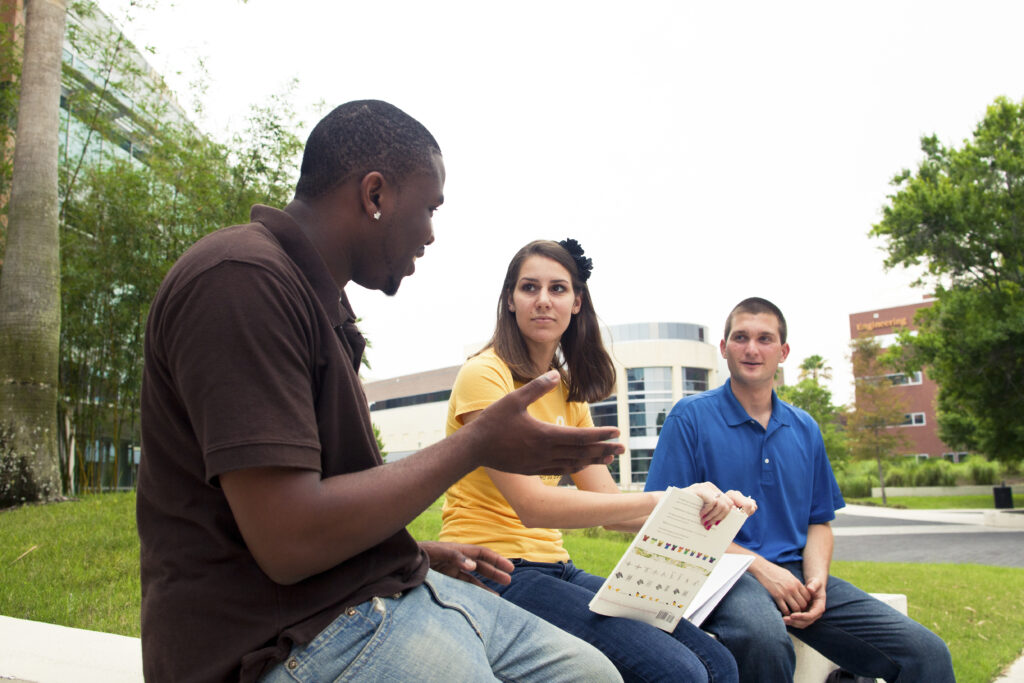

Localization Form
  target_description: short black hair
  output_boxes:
[294,100,441,200]
[724,297,788,344]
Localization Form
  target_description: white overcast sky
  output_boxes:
[98,0,1024,406]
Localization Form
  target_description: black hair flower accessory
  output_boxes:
[558,238,593,282]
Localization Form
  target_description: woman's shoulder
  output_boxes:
[461,347,507,372]
[456,348,514,386]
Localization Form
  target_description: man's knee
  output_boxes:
[725,617,793,664]
[899,623,954,681]
[562,643,622,682]
[706,577,794,672]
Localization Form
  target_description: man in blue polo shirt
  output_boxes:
[645,297,953,683]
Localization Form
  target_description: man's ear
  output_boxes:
[359,171,386,220]
[720,339,728,358]
[780,342,790,363]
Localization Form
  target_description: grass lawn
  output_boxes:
[2,493,1022,683]
[0,492,139,636]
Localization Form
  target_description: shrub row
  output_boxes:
[834,455,1018,498]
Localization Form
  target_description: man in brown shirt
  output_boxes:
[138,100,625,682]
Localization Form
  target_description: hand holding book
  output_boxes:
[588,486,753,632]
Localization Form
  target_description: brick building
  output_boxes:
[848,300,966,461]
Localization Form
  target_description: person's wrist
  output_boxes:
[448,421,490,475]
[748,555,774,579]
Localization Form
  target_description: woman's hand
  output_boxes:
[685,482,757,529]
[725,489,757,516]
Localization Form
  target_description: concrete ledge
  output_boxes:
[871,485,1022,498]
[984,509,1024,529]
[0,593,924,683]
[792,593,907,683]
[0,615,141,683]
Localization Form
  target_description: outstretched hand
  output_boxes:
[419,541,514,593]
[463,371,624,476]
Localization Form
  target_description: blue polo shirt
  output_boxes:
[644,379,844,564]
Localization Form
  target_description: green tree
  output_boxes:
[797,354,832,383]
[778,357,849,469]
[52,0,208,492]
[59,98,302,492]
[0,1,304,495]
[0,8,23,234]
[846,337,910,504]
[0,0,68,501]
[373,424,388,463]
[871,95,1024,463]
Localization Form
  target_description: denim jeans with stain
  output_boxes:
[258,569,622,682]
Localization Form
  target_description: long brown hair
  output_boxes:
[479,240,615,403]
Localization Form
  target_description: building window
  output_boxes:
[683,367,709,394]
[626,367,672,437]
[608,322,707,343]
[942,452,969,463]
[901,412,926,426]
[369,389,452,411]
[630,449,654,484]
[590,398,618,428]
[887,371,923,386]
[608,453,621,480]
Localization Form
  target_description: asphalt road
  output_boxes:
[831,505,1024,568]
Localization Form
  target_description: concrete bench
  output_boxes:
[0,593,908,683]
[0,615,142,683]
[792,592,908,683]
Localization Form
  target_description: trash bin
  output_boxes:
[993,485,1014,509]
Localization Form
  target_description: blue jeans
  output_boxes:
[258,569,621,682]
[480,559,738,683]
[703,562,955,683]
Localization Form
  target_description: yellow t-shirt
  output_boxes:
[439,348,593,562]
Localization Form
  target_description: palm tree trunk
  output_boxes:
[0,0,67,501]
[876,449,887,505]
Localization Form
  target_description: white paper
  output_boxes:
[588,487,749,632]
[683,553,754,626]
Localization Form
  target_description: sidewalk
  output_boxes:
[997,655,1024,683]
[838,503,998,526]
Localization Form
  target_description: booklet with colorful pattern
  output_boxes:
[588,486,752,632]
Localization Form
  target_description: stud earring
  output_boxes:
[373,210,381,220]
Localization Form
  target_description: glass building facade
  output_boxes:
[590,322,719,488]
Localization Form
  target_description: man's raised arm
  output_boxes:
[222,370,623,584]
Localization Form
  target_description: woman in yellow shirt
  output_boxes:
[440,239,755,683]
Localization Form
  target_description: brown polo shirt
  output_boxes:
[137,205,428,682]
